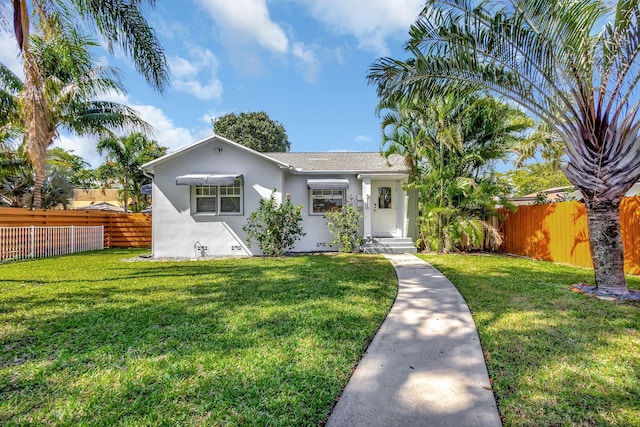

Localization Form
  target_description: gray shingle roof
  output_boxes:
[265,152,407,173]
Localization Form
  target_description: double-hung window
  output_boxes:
[310,189,344,214]
[193,179,243,215]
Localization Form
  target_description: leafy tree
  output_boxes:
[502,162,572,197]
[368,0,640,294]
[512,122,567,169]
[9,0,167,209]
[96,133,166,213]
[46,147,95,188]
[243,190,305,256]
[213,111,291,152]
[0,64,22,145]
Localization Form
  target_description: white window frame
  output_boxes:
[309,188,345,215]
[192,179,243,216]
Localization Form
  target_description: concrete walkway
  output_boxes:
[326,254,502,427]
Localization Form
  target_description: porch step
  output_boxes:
[362,238,417,254]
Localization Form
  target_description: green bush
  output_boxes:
[243,190,305,256]
[325,202,363,253]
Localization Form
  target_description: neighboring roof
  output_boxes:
[265,152,407,173]
[521,186,574,198]
[74,201,124,212]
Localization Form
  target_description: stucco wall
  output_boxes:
[283,174,363,252]
[151,140,285,258]
[149,137,406,258]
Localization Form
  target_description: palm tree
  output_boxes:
[0,147,73,209]
[378,92,528,252]
[368,0,640,294]
[0,63,23,144]
[9,0,168,209]
[97,133,166,213]
[1,31,149,209]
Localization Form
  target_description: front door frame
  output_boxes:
[372,181,398,237]
[360,175,408,239]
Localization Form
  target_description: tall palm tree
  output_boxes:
[1,31,149,208]
[9,0,168,209]
[97,133,166,213]
[368,0,640,294]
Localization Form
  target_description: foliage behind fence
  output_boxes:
[0,208,151,248]
[500,196,640,275]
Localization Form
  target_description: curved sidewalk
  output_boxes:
[326,253,502,427]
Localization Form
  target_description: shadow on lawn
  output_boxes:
[0,253,396,425]
[422,255,640,426]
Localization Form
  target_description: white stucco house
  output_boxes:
[141,135,418,258]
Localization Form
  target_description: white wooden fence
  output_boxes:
[0,226,104,261]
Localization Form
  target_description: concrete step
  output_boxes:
[362,238,417,254]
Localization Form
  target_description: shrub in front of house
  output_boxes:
[325,202,363,253]
[243,190,305,256]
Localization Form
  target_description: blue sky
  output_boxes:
[1,0,426,167]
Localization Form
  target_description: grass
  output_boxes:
[418,253,640,427]
[0,249,397,426]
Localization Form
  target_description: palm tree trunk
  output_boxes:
[22,51,48,210]
[123,176,129,214]
[585,199,628,294]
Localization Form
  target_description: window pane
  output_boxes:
[220,196,241,213]
[378,187,392,209]
[220,185,240,196]
[312,189,344,213]
[197,196,217,212]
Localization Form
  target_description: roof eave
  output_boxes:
[290,169,408,175]
[140,134,292,173]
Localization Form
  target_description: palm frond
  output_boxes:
[70,0,169,92]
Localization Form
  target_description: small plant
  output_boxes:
[243,190,305,256]
[325,200,363,253]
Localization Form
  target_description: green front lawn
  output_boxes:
[419,254,640,427]
[0,250,397,426]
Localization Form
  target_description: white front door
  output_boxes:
[372,182,397,237]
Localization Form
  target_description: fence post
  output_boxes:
[70,225,75,254]
[30,225,35,258]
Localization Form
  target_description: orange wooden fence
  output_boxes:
[500,196,640,275]
[0,207,151,248]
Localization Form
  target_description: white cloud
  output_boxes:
[168,56,198,79]
[355,135,372,143]
[292,42,321,83]
[173,79,223,101]
[0,32,24,79]
[169,45,223,101]
[196,0,288,53]
[132,104,195,152]
[300,0,423,55]
[98,89,129,104]
[55,101,196,168]
[55,135,102,168]
[201,110,230,126]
